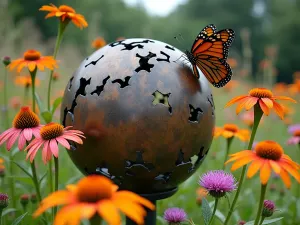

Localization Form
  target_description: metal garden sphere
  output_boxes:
[60,38,215,195]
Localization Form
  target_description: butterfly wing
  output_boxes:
[191,24,217,52]
[192,29,235,59]
[196,55,232,88]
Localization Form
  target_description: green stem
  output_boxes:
[0,208,2,225]
[224,104,263,225]
[48,159,54,220]
[254,184,268,225]
[3,68,9,128]
[208,198,219,225]
[222,137,233,170]
[30,160,42,203]
[47,21,67,110]
[29,69,37,113]
[259,216,265,225]
[9,153,16,208]
[53,157,59,216]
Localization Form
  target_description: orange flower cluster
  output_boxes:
[214,124,250,141]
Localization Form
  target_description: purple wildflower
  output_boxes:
[163,207,187,224]
[262,200,275,217]
[288,124,300,134]
[199,170,237,198]
[0,193,9,209]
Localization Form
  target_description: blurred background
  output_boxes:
[1,0,300,85]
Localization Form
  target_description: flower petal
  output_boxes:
[28,62,37,72]
[260,161,271,185]
[247,159,264,178]
[225,95,248,108]
[269,160,281,174]
[231,156,254,171]
[244,97,258,110]
[56,137,71,149]
[97,200,121,225]
[258,99,269,115]
[261,98,273,108]
[272,101,284,120]
[50,139,59,158]
[23,128,33,141]
[273,96,297,103]
[53,205,82,225]
[279,169,291,188]
[113,191,155,210]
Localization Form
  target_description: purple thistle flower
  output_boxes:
[199,170,237,198]
[163,207,187,224]
[262,200,275,217]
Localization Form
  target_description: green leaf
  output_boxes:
[11,147,20,157]
[201,198,212,225]
[244,217,284,225]
[2,208,19,217]
[35,93,45,112]
[41,111,52,123]
[13,161,32,178]
[215,209,225,223]
[11,212,28,225]
[51,96,63,115]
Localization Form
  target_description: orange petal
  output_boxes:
[260,161,271,185]
[261,98,273,108]
[225,95,248,108]
[222,131,234,139]
[280,161,300,183]
[33,190,73,217]
[28,62,37,72]
[258,99,270,115]
[226,151,254,165]
[39,5,58,12]
[244,97,258,110]
[231,156,254,171]
[113,199,146,225]
[247,159,264,178]
[269,160,281,174]
[279,169,291,188]
[273,96,297,103]
[80,204,97,220]
[113,191,155,210]
[272,101,284,120]
[53,205,82,225]
[97,200,121,225]
[236,97,252,114]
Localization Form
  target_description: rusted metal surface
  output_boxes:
[61,38,215,194]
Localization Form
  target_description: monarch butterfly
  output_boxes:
[185,24,235,88]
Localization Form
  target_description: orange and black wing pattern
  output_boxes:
[196,55,232,88]
[187,24,235,88]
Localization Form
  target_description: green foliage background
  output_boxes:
[4,0,300,83]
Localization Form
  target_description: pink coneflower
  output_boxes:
[0,106,41,150]
[199,170,237,198]
[287,129,300,145]
[288,124,300,134]
[25,122,85,164]
[163,208,187,224]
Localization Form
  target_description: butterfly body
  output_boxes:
[185,24,235,88]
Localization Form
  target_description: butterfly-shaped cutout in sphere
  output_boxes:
[185,24,235,88]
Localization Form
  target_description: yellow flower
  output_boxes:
[40,4,88,29]
[214,124,250,141]
[8,50,58,73]
[34,175,155,225]
[226,140,300,188]
[92,37,106,49]
[225,88,296,119]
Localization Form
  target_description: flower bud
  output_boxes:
[238,221,246,225]
[0,166,5,178]
[2,56,11,66]
[0,193,9,209]
[262,200,275,217]
[30,194,37,204]
[20,194,29,207]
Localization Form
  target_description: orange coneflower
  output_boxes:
[214,124,250,141]
[8,50,58,73]
[226,140,300,188]
[39,4,88,29]
[0,107,42,150]
[92,37,106,49]
[25,123,84,164]
[14,75,40,88]
[225,87,296,119]
[33,175,155,225]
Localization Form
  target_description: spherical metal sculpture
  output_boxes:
[61,38,215,196]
